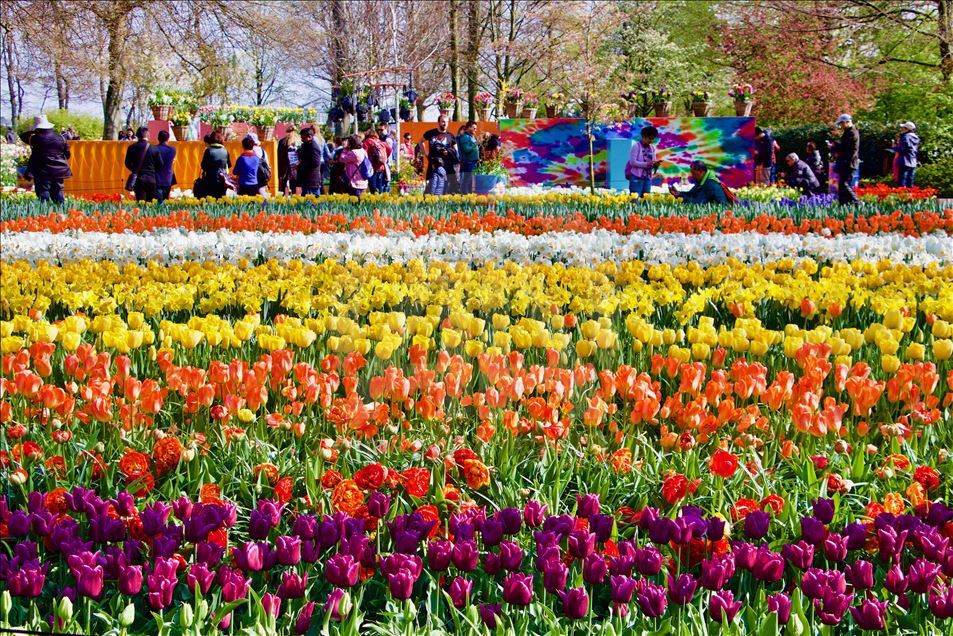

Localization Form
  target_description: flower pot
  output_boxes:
[653,101,672,117]
[214,126,229,139]
[504,101,522,118]
[257,125,275,141]
[439,108,451,118]
[734,100,753,116]
[474,174,505,194]
[626,103,640,118]
[691,102,712,117]
[478,106,493,121]
[400,108,413,121]
[521,107,537,119]
[151,105,173,121]
[545,105,557,118]
[171,125,189,141]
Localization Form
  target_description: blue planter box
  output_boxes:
[474,174,505,194]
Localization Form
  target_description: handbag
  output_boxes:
[257,152,272,188]
[220,170,237,191]
[125,143,148,191]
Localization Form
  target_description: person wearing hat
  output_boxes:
[897,121,920,188]
[828,114,860,204]
[783,152,820,195]
[24,115,72,204]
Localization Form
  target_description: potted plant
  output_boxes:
[475,92,494,121]
[399,98,414,122]
[436,92,456,117]
[689,90,712,116]
[620,90,640,117]
[252,107,278,140]
[149,89,175,121]
[521,93,539,119]
[201,106,234,138]
[474,156,508,193]
[169,109,192,141]
[545,91,564,118]
[729,83,754,116]
[504,88,524,118]
[652,86,672,116]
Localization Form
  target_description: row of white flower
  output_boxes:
[1,229,950,267]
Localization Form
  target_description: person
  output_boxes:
[457,121,480,195]
[328,138,350,194]
[197,130,231,199]
[338,134,369,198]
[24,115,72,204]
[625,125,660,198]
[155,130,177,203]
[399,132,415,163]
[805,141,826,191]
[277,124,301,195]
[783,152,820,195]
[321,138,335,193]
[423,114,458,195]
[897,121,920,188]
[124,126,163,202]
[377,122,397,166]
[828,114,860,204]
[4,127,17,144]
[232,136,262,196]
[296,127,323,196]
[363,129,391,193]
[668,160,728,204]
[480,132,501,162]
[244,132,272,196]
[753,127,776,185]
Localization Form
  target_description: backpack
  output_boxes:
[368,140,387,169]
[719,181,739,204]
[359,154,373,180]
[257,152,272,188]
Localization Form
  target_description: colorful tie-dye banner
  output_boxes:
[500,117,756,188]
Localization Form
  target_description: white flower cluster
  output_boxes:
[1,229,950,267]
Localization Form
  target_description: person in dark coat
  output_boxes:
[805,141,826,192]
[296,127,323,196]
[277,125,301,195]
[668,160,728,204]
[197,131,231,199]
[124,126,164,202]
[828,114,860,204]
[897,121,920,188]
[783,153,820,195]
[155,130,177,203]
[24,115,72,204]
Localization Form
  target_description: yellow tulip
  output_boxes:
[905,342,925,360]
[934,339,953,361]
[881,354,900,374]
[691,343,711,360]
[575,340,596,358]
[884,309,902,330]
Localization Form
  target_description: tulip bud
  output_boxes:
[180,603,194,628]
[153,429,167,440]
[182,447,196,462]
[56,596,73,623]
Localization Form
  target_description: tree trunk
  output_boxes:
[939,0,952,85]
[55,64,70,111]
[449,0,461,121]
[466,0,481,119]
[101,14,128,139]
[330,0,346,85]
[1,28,22,128]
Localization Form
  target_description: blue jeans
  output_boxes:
[301,186,321,196]
[459,161,477,194]
[156,186,170,203]
[370,170,390,193]
[628,176,651,198]
[899,166,916,188]
[427,167,448,195]
[35,177,65,204]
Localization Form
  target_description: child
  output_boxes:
[232,136,262,196]
[625,126,660,198]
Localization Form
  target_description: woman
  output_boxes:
[124,126,163,202]
[277,125,301,195]
[338,134,369,198]
[805,141,826,192]
[232,136,262,196]
[399,132,415,163]
[197,131,231,199]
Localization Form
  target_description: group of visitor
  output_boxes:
[419,115,496,196]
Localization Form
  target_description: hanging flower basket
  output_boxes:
[171,125,188,141]
[734,100,753,116]
[654,101,672,117]
[152,105,173,121]
[400,108,414,122]
[692,102,712,117]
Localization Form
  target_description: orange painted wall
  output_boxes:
[63,140,278,196]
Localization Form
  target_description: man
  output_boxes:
[828,114,860,204]
[377,122,397,167]
[456,121,480,195]
[4,127,17,144]
[296,127,323,196]
[422,114,458,195]
[123,126,163,202]
[363,130,391,194]
[753,127,776,185]
[155,130,177,203]
[24,115,72,204]
[783,152,820,195]
[668,160,728,204]
[897,121,920,188]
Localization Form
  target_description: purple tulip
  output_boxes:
[292,514,318,540]
[427,540,452,571]
[648,517,675,544]
[885,563,909,595]
[499,541,523,572]
[583,553,608,585]
[275,535,302,566]
[812,498,835,524]
[367,492,391,519]
[325,589,350,622]
[909,557,941,594]
[140,502,172,537]
[145,557,178,610]
[917,530,948,563]
[850,598,887,631]
[233,542,272,572]
[380,553,423,580]
[503,572,533,606]
[609,554,635,577]
[667,573,698,605]
[479,603,502,629]
[219,567,251,603]
[295,601,316,633]
[590,514,614,543]
[751,548,784,583]
[801,568,829,599]
[447,576,472,608]
[929,585,953,619]
[326,553,359,588]
[118,564,143,595]
[877,526,908,564]
[186,562,215,595]
[262,593,281,619]
[843,522,868,550]
[452,541,480,572]
[544,514,575,538]
[576,494,600,519]
[278,572,308,600]
[498,508,523,535]
[5,561,47,598]
[846,559,874,590]
[8,511,30,537]
[195,540,224,566]
[708,516,726,542]
[742,510,769,539]
[814,588,854,625]
[637,582,668,618]
[317,519,341,550]
[611,575,637,604]
[824,533,848,562]
[558,586,589,620]
[635,546,663,576]
[542,561,568,593]
[67,552,103,600]
[567,529,595,560]
[639,507,660,530]
[782,540,815,570]
[387,569,416,600]
[710,590,742,623]
[767,592,791,624]
[801,516,828,546]
[700,554,735,590]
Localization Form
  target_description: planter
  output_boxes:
[733,100,753,116]
[171,125,189,141]
[478,106,493,121]
[504,101,522,118]
[626,103,640,118]
[545,105,558,118]
[400,109,414,122]
[439,108,451,118]
[474,174,506,194]
[521,107,538,119]
[257,125,275,141]
[151,105,173,121]
[214,126,229,139]
[653,101,672,117]
[691,102,712,117]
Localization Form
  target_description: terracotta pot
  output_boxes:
[439,108,451,118]
[734,100,753,116]
[504,101,522,118]
[478,107,493,121]
[521,107,537,119]
[653,101,672,117]
[151,105,173,121]
[691,102,712,117]
[258,125,275,141]
[545,105,557,118]
[171,125,189,141]
[214,126,229,139]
